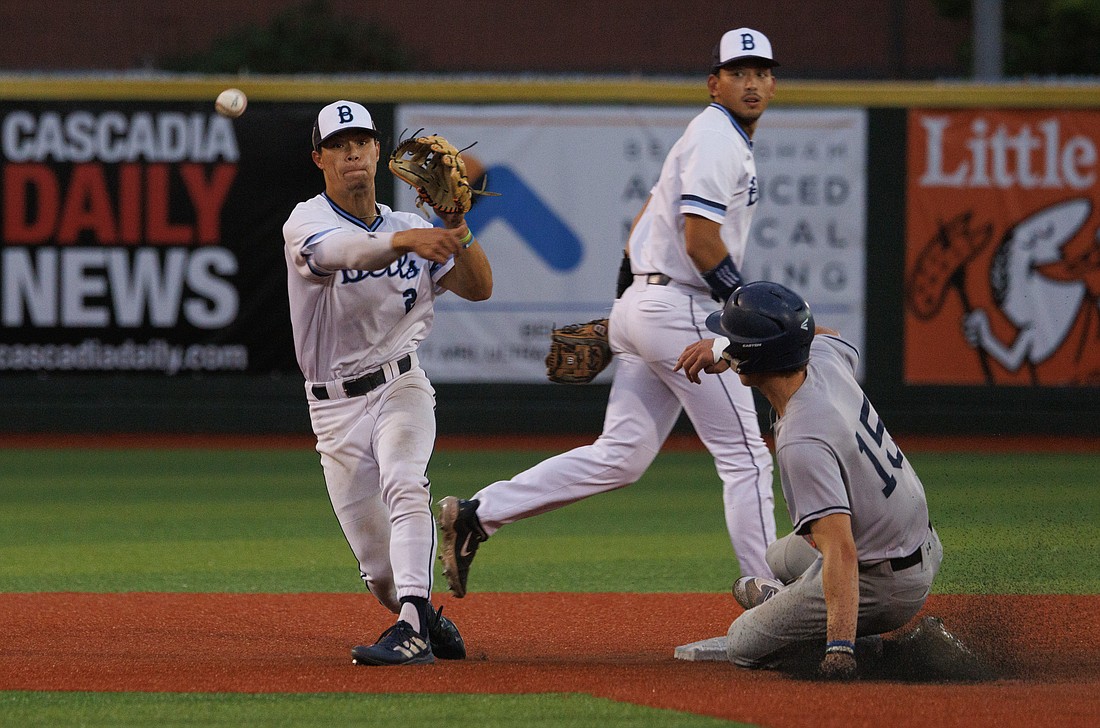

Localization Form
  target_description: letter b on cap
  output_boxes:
[741,33,756,51]
[337,105,354,123]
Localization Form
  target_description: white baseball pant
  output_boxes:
[473,277,776,577]
[307,368,438,613]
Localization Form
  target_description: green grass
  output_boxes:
[1,445,1097,726]
[0,448,1097,594]
[0,692,745,727]
[915,452,1100,593]
[0,450,352,592]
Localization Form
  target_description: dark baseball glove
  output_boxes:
[546,318,612,384]
[389,132,497,214]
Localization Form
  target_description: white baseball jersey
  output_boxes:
[283,194,455,384]
[774,335,930,561]
[628,102,758,285]
[471,101,776,578]
[283,192,460,616]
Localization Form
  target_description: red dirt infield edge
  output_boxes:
[2,592,1098,727]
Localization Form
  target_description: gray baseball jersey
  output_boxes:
[283,194,455,384]
[773,335,930,562]
[726,334,941,668]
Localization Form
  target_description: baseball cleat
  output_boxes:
[732,576,782,610]
[427,605,466,660]
[351,620,434,666]
[438,496,488,598]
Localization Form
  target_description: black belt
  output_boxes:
[888,547,923,572]
[645,273,671,285]
[312,354,412,400]
[861,522,932,573]
[860,544,923,573]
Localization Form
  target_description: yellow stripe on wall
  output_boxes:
[0,74,1097,108]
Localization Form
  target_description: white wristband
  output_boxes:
[711,336,731,363]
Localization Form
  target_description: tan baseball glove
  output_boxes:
[389,133,496,214]
[546,318,612,384]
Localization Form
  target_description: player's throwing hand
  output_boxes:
[393,227,467,264]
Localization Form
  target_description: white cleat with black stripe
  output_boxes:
[351,620,434,666]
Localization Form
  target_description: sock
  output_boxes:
[399,596,430,636]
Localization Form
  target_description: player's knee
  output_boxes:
[593,436,655,483]
[725,618,769,668]
[380,477,432,512]
[725,620,755,667]
[766,533,819,584]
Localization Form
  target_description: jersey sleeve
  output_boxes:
[814,335,861,376]
[778,439,852,535]
[283,205,339,282]
[677,129,739,224]
[430,257,457,288]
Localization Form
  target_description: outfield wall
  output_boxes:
[1,75,1097,436]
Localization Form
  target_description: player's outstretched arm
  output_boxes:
[392,227,465,264]
[308,229,404,273]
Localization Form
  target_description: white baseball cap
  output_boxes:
[712,28,779,71]
[312,100,378,150]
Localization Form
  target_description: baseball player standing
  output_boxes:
[283,100,492,665]
[677,281,943,679]
[440,29,780,597]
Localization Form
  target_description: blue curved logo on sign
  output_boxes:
[434,166,584,271]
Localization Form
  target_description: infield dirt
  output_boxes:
[2,592,1097,727]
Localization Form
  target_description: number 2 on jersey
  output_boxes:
[402,288,417,313]
[855,395,904,497]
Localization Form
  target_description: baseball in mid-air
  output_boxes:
[214,88,247,118]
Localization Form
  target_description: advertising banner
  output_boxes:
[1,100,868,386]
[745,109,868,371]
[396,105,868,383]
[905,110,1100,386]
[0,100,317,376]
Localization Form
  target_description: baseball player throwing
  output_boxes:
[283,100,492,665]
[677,281,943,679]
[439,29,780,598]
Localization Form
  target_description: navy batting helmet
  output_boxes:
[705,281,814,374]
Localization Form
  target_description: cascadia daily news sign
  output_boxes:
[0,101,314,375]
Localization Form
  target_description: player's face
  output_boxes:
[313,131,381,193]
[709,64,776,130]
